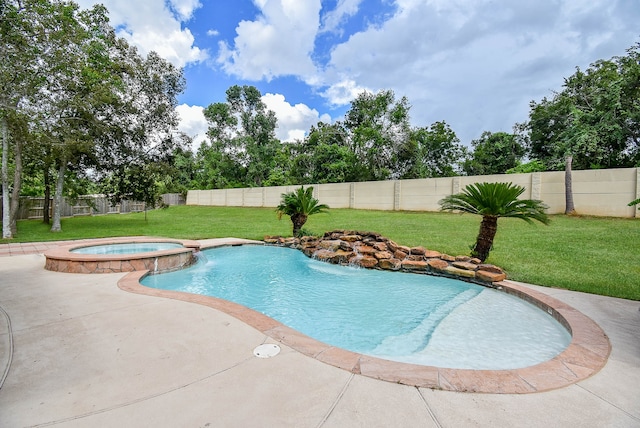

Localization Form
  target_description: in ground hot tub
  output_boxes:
[44,238,200,274]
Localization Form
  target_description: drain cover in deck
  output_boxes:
[253,344,281,358]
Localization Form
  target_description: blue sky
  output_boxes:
[74,0,640,148]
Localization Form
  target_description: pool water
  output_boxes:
[142,245,571,370]
[71,242,183,255]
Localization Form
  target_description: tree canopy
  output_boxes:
[193,89,466,189]
[200,85,279,188]
[525,43,640,170]
[1,0,185,236]
[463,131,525,176]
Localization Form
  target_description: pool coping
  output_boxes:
[117,241,611,394]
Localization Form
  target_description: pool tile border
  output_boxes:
[117,242,611,394]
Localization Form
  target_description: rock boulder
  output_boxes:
[265,229,508,286]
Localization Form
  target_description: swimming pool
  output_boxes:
[142,245,571,370]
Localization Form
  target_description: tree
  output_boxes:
[194,140,244,189]
[276,186,329,237]
[0,1,131,233]
[344,90,411,181]
[462,131,526,176]
[439,182,550,262]
[506,160,546,174]
[2,110,31,235]
[399,121,465,178]
[288,122,359,185]
[524,45,640,217]
[101,162,162,220]
[526,43,640,170]
[93,46,186,216]
[156,144,198,195]
[1,0,56,237]
[0,1,185,234]
[203,85,280,187]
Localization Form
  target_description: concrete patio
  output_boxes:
[0,239,639,427]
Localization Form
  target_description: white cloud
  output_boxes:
[72,0,640,148]
[261,94,331,142]
[321,0,639,143]
[167,0,201,21]
[75,0,207,67]
[321,78,370,107]
[121,27,207,67]
[176,104,209,148]
[217,1,321,81]
[176,96,331,147]
[320,0,363,34]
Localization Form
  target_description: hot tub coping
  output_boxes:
[44,237,200,274]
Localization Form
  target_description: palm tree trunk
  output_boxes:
[291,213,308,237]
[565,155,576,215]
[473,215,498,262]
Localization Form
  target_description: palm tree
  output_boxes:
[439,182,550,262]
[276,186,329,237]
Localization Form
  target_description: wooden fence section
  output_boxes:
[186,168,640,218]
[10,193,186,221]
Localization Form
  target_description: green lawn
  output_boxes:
[4,205,639,300]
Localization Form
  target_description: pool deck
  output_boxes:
[1,238,639,427]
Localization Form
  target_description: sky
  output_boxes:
[74,0,640,148]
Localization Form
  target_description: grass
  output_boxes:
[4,205,639,300]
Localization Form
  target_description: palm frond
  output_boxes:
[276,186,329,230]
[440,182,549,224]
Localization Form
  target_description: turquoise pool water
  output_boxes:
[141,245,571,370]
[71,242,183,255]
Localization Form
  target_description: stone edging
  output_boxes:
[117,240,611,394]
[265,230,507,285]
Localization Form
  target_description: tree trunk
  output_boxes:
[291,213,307,237]
[472,215,498,262]
[565,155,576,215]
[9,138,22,235]
[43,158,51,224]
[1,114,11,239]
[50,162,66,232]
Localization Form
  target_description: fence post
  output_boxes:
[393,180,401,211]
[349,183,355,209]
[531,172,542,200]
[633,168,640,218]
[452,177,460,195]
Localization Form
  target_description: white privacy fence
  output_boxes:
[187,168,640,218]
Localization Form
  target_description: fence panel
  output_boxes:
[316,183,352,208]
[243,188,264,207]
[184,168,639,218]
[398,177,455,211]
[10,193,185,221]
[353,181,396,210]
